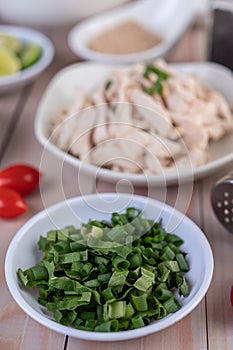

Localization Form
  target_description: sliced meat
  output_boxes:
[130,89,178,140]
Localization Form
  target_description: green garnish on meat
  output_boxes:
[143,65,170,95]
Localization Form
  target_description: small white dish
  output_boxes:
[5,193,213,341]
[35,61,233,187]
[0,25,54,93]
[68,0,198,64]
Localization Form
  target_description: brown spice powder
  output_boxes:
[88,20,162,55]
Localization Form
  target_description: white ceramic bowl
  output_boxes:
[68,0,197,64]
[5,193,213,341]
[0,25,54,92]
[0,0,129,27]
[35,61,233,187]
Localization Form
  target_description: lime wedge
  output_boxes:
[0,48,21,76]
[0,34,22,53]
[20,44,41,69]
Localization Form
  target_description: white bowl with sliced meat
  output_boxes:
[35,60,233,186]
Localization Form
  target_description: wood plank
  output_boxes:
[0,88,25,159]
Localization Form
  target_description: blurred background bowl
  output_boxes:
[0,0,129,27]
[0,25,54,92]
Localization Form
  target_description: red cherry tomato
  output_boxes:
[231,286,233,307]
[0,164,40,195]
[0,187,28,218]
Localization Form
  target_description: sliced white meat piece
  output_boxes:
[68,86,91,115]
[113,102,133,123]
[189,100,217,125]
[89,138,144,173]
[182,127,209,151]
[91,88,109,144]
[211,91,233,122]
[111,159,142,173]
[152,58,176,77]
[130,89,178,140]
[221,119,233,134]
[146,133,183,159]
[165,148,208,173]
[51,115,77,151]
[203,124,225,141]
[164,79,197,114]
[143,154,165,174]
[51,86,91,150]
[69,107,96,159]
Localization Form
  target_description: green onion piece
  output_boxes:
[114,245,132,259]
[47,292,92,311]
[163,297,181,313]
[91,226,103,239]
[47,230,57,242]
[176,253,189,272]
[166,233,184,246]
[160,246,175,261]
[130,293,148,312]
[84,279,100,288]
[134,267,155,292]
[105,80,112,90]
[38,236,48,251]
[108,301,126,319]
[112,256,130,271]
[97,273,111,283]
[143,65,170,80]
[154,286,173,301]
[125,302,135,318]
[102,287,116,302]
[153,297,168,319]
[154,80,163,94]
[128,252,142,268]
[73,318,83,328]
[131,316,145,329]
[143,86,154,95]
[80,311,96,321]
[17,268,28,286]
[94,320,119,332]
[108,270,128,289]
[59,250,88,264]
[94,255,109,266]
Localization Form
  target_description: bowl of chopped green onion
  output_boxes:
[5,193,213,341]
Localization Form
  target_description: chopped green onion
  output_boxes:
[143,65,170,95]
[176,253,189,272]
[17,208,190,332]
[105,80,112,90]
[163,297,181,313]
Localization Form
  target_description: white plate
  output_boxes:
[35,61,233,187]
[68,0,197,64]
[5,193,213,341]
[0,25,54,92]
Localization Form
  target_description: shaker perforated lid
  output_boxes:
[211,173,233,233]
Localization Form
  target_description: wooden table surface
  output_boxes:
[0,16,233,350]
